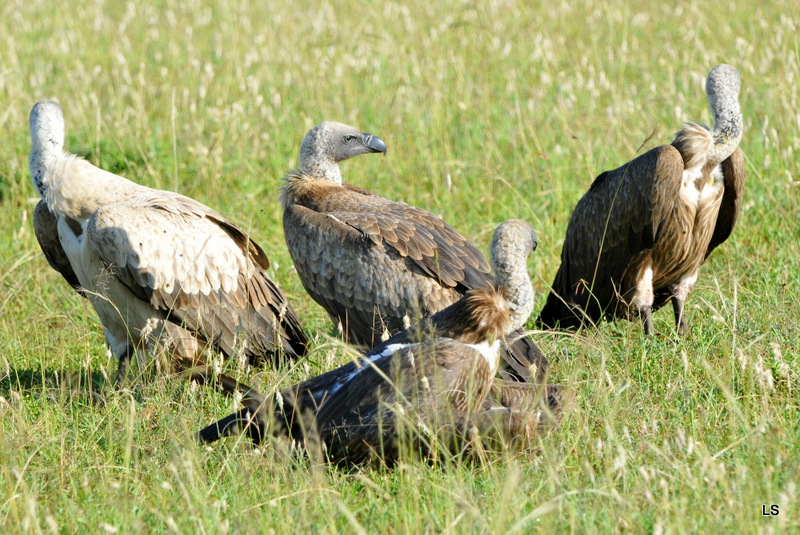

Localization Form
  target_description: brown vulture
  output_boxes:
[197,220,571,464]
[537,64,745,335]
[29,99,307,381]
[281,121,547,382]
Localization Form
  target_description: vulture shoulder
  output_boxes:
[33,199,84,295]
[339,182,490,289]
[706,147,745,258]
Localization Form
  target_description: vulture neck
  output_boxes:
[672,101,742,172]
[31,151,135,221]
[280,170,338,211]
[708,102,742,166]
[29,109,65,202]
[673,65,743,171]
[491,243,534,331]
[706,67,743,166]
[299,149,343,185]
[30,101,136,221]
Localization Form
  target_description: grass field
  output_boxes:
[1,0,798,532]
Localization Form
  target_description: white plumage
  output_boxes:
[30,99,307,380]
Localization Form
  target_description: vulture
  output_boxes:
[537,64,745,335]
[29,99,307,381]
[197,220,571,464]
[281,121,547,382]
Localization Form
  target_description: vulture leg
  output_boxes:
[671,295,689,336]
[114,349,132,385]
[642,306,654,336]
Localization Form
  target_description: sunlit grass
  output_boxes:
[1,0,798,532]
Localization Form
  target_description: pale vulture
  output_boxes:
[281,121,547,382]
[29,99,307,381]
[198,220,571,464]
[537,64,745,335]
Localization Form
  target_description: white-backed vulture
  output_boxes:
[29,99,307,380]
[281,121,547,382]
[537,64,745,335]
[198,220,571,464]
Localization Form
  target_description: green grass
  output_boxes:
[1,0,799,532]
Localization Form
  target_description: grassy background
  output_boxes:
[1,0,798,532]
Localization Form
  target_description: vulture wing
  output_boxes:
[315,339,490,463]
[706,147,746,258]
[335,184,491,289]
[539,145,684,328]
[284,197,488,346]
[500,332,549,383]
[33,200,85,296]
[87,193,306,361]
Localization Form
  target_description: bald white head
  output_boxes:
[29,99,66,197]
[489,219,538,330]
[706,64,743,163]
[298,121,387,184]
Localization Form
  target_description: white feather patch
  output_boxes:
[699,165,724,203]
[673,273,699,303]
[465,339,501,372]
[632,266,654,311]
[327,343,412,396]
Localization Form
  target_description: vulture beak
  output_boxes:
[531,230,539,252]
[363,133,387,154]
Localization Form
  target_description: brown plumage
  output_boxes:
[33,200,84,296]
[198,221,570,464]
[538,64,745,335]
[29,99,307,380]
[281,121,546,382]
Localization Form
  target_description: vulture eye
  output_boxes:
[343,135,356,144]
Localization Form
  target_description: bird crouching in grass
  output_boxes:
[538,64,745,335]
[197,220,572,465]
[29,99,308,383]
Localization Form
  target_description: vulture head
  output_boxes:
[29,99,66,198]
[489,219,538,330]
[298,121,387,184]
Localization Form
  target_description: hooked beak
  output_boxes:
[363,133,387,154]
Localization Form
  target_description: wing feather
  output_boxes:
[539,145,684,328]
[88,194,306,360]
[33,200,85,296]
[706,147,745,258]
[284,203,465,346]
[284,178,491,347]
